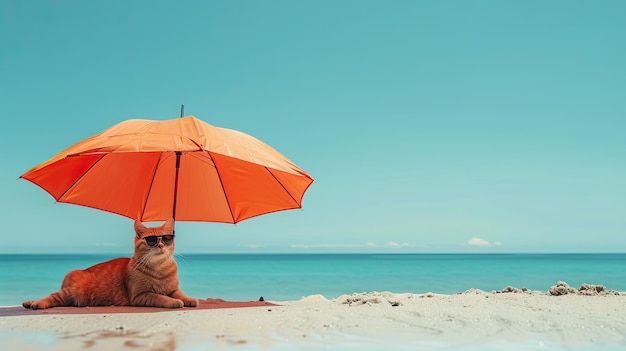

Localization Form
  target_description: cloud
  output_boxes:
[467,237,502,247]
[290,242,413,250]
[95,242,117,247]
[384,241,410,248]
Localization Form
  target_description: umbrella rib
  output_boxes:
[141,152,166,221]
[205,151,236,223]
[264,167,300,207]
[56,154,107,201]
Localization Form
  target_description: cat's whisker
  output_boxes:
[134,250,154,272]
[174,252,187,264]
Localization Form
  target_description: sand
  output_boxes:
[2,282,626,350]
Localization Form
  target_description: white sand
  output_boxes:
[3,287,626,350]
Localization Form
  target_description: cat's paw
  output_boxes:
[166,299,184,308]
[23,300,48,310]
[183,298,198,307]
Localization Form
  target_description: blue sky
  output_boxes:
[1,0,624,254]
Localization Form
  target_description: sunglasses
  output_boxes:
[143,234,175,247]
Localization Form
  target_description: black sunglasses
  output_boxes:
[144,234,175,247]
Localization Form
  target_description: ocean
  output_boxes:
[1,253,625,306]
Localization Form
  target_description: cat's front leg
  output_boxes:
[132,292,184,308]
[171,289,198,307]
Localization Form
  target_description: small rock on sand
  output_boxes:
[335,292,403,306]
[549,281,621,296]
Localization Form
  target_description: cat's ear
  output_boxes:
[134,220,147,238]
[163,218,175,233]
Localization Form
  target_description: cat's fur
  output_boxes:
[22,218,198,309]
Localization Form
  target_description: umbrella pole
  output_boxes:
[172,151,182,221]
[174,104,183,222]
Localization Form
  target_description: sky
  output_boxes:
[1,0,625,254]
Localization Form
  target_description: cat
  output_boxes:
[22,218,198,309]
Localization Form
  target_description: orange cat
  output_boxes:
[22,218,198,309]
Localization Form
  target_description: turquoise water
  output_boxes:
[1,253,625,306]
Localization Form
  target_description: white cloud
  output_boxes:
[290,242,413,250]
[384,241,410,248]
[467,237,502,247]
[95,242,117,247]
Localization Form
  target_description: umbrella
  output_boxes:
[20,115,313,223]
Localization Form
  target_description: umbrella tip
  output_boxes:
[180,104,184,118]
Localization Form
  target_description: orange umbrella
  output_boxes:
[21,116,313,223]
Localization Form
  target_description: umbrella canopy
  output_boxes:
[21,116,313,223]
